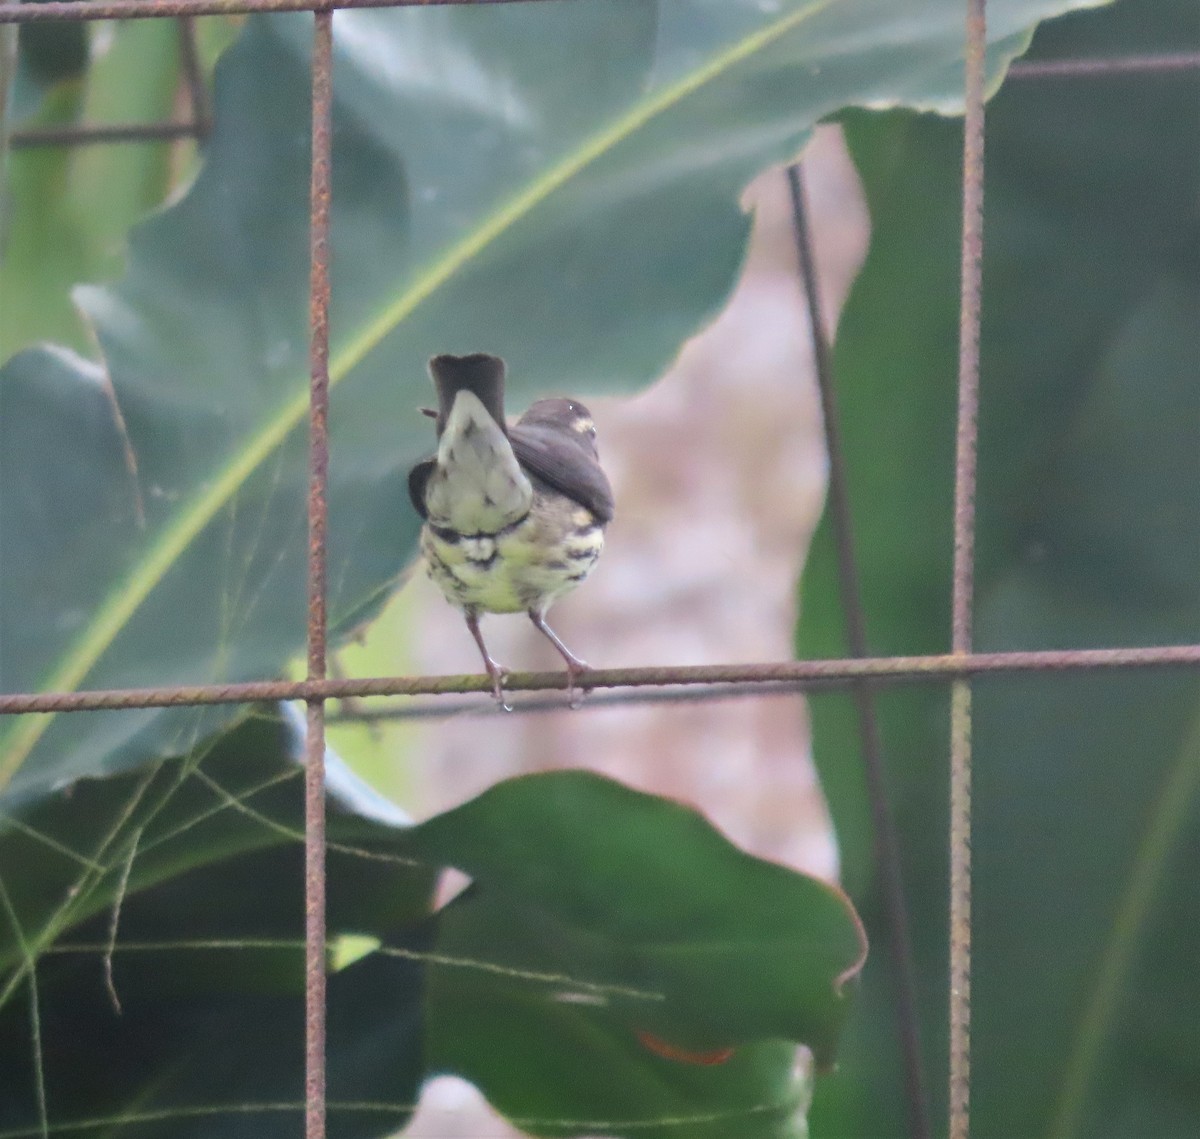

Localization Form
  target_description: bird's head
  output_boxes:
[519,397,600,454]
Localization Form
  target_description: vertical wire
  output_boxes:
[951,2,987,1136]
[176,17,213,140]
[305,10,334,1139]
[786,162,931,1139]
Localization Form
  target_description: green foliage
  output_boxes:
[0,708,430,1138]
[3,0,1166,1134]
[2,22,182,354]
[418,772,865,1139]
[6,14,87,126]
[799,0,1200,1134]
[0,709,864,1137]
[1,0,1068,805]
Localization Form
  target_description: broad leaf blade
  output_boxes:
[429,891,811,1139]
[1,1,1099,801]
[407,770,865,1137]
[800,0,1200,1134]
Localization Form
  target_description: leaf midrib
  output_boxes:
[0,0,835,791]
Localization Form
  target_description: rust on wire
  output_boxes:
[950,1,988,1137]
[1009,51,1200,78]
[0,0,556,25]
[953,7,985,660]
[304,12,334,1139]
[786,162,931,1139]
[2,645,1199,717]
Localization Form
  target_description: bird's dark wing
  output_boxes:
[509,424,615,524]
[407,457,434,519]
[429,354,506,436]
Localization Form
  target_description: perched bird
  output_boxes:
[408,353,614,703]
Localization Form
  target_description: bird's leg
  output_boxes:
[528,609,589,707]
[464,610,510,709]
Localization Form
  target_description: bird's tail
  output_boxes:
[429,354,507,436]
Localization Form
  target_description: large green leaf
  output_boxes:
[414,772,865,1068]
[1,714,864,1137]
[0,0,1102,804]
[0,707,427,984]
[427,888,813,1139]
[414,772,865,1138]
[799,0,1200,1134]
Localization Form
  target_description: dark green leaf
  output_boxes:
[428,887,811,1139]
[17,0,88,93]
[411,771,865,1067]
[1,738,864,1137]
[0,705,432,1137]
[7,5,87,127]
[799,0,1200,1134]
[407,770,865,1138]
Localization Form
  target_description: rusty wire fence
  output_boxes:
[2,2,1199,1138]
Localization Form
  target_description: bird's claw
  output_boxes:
[564,659,591,710]
[483,660,512,711]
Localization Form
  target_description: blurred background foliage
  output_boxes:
[800,0,1200,1135]
[1,0,1197,1135]
[2,14,237,353]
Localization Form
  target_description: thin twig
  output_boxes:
[176,17,214,138]
[103,827,144,1015]
[787,161,931,1139]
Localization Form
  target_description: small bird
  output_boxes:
[408,353,614,703]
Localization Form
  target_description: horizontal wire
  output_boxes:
[330,678,840,722]
[2,0,1196,85]
[1,645,1198,716]
[9,121,203,147]
[0,0,560,26]
[1008,51,1200,78]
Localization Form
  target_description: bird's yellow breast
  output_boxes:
[422,492,604,615]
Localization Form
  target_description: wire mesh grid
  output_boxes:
[2,3,1199,1139]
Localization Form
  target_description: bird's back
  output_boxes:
[422,389,532,536]
[409,355,611,620]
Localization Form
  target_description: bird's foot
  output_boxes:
[563,657,591,710]
[483,658,512,711]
